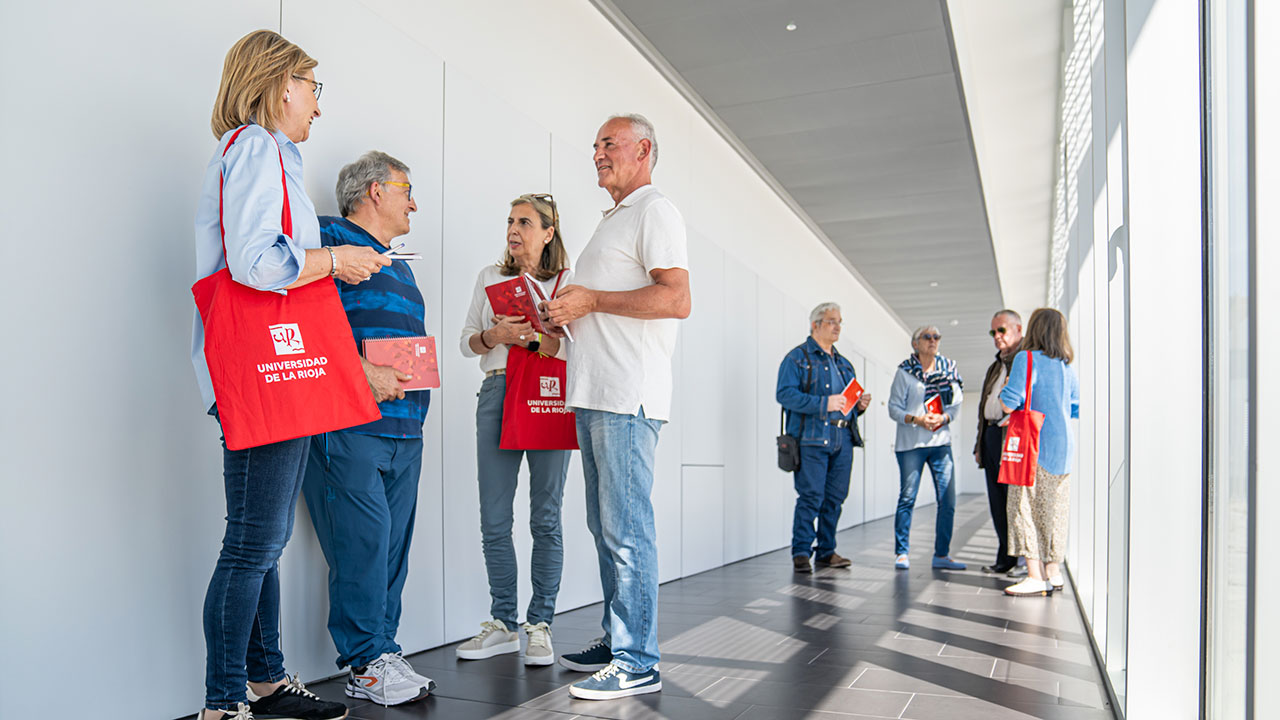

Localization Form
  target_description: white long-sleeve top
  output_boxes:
[459,264,571,373]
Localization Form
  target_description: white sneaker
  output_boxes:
[1049,575,1064,590]
[522,621,554,666]
[456,619,521,660]
[386,652,435,691]
[347,653,431,706]
[1004,578,1054,596]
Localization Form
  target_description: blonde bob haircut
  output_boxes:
[498,194,570,282]
[211,30,317,138]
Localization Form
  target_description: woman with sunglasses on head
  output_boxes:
[886,326,966,572]
[192,30,389,720]
[457,193,574,667]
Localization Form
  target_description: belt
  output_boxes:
[485,368,506,378]
[985,418,1002,426]
[830,419,851,429]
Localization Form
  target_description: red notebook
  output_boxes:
[840,378,864,416]
[362,336,439,391]
[485,276,550,333]
[923,394,944,415]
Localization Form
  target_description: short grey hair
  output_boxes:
[911,325,941,343]
[336,150,411,217]
[809,302,841,326]
[607,113,658,171]
[993,308,1022,324]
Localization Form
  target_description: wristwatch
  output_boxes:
[526,332,542,354]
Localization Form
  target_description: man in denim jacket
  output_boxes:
[776,302,872,573]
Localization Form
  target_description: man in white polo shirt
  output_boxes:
[541,113,690,701]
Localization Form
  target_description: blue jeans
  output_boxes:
[893,446,956,557]
[792,440,853,558]
[302,431,422,669]
[576,407,663,673]
[476,375,571,629]
[203,408,308,709]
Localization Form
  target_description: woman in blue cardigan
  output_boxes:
[999,308,1080,596]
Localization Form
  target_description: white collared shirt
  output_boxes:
[566,185,689,421]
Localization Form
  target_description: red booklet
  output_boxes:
[923,394,944,415]
[362,335,440,391]
[485,276,551,334]
[840,378,864,416]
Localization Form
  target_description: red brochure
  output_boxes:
[485,276,550,334]
[362,335,440,391]
[840,378,864,415]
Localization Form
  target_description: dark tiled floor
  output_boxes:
[312,494,1116,719]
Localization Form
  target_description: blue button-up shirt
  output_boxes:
[190,124,320,411]
[776,336,863,448]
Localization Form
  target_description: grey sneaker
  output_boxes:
[456,619,520,660]
[522,621,554,666]
[346,654,430,706]
[386,652,435,693]
[1006,565,1028,578]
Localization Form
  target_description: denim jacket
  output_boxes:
[776,336,863,448]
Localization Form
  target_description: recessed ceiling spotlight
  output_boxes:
[950,319,960,326]
[785,22,797,31]
[929,281,939,287]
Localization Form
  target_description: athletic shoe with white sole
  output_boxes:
[346,654,432,706]
[894,553,910,570]
[386,651,433,689]
[456,619,520,660]
[568,662,661,700]
[247,675,349,719]
[1049,575,1064,590]
[558,637,612,672]
[1004,578,1054,596]
[521,621,554,666]
[194,702,253,720]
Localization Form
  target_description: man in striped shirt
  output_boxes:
[301,151,434,706]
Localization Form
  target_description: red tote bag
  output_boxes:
[191,126,380,451]
[499,346,579,450]
[998,351,1045,487]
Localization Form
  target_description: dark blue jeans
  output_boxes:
[792,441,853,558]
[302,431,422,669]
[893,446,956,557]
[203,408,308,709]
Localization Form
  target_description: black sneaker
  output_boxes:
[558,637,612,672]
[195,703,253,720]
[247,675,348,720]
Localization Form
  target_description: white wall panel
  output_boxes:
[681,466,726,577]
[681,231,726,465]
[439,65,551,642]
[721,255,759,562]
[755,279,795,555]
[653,328,684,584]
[838,347,867,531]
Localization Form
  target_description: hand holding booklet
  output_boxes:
[839,377,864,416]
[922,394,944,432]
[363,335,440,391]
[484,271,573,342]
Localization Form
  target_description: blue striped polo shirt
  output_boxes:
[320,216,429,438]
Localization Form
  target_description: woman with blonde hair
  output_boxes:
[457,193,573,667]
[999,308,1080,596]
[192,30,388,720]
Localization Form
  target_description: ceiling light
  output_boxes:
[785,22,797,31]
[950,319,960,326]
[929,281,939,287]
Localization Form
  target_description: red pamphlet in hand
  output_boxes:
[923,394,944,432]
[362,335,440,391]
[840,378,864,416]
[485,276,551,333]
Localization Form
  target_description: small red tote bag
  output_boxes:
[998,351,1045,487]
[498,270,578,451]
[191,126,380,451]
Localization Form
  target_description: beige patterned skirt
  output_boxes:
[1007,465,1071,563]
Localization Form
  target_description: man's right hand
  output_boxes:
[826,395,847,413]
[364,361,411,403]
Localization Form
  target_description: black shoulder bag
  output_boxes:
[776,346,814,472]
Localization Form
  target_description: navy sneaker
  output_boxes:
[558,637,612,672]
[568,662,661,700]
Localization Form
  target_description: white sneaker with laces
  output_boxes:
[456,619,521,660]
[522,621,554,666]
[387,651,433,689]
[346,654,431,706]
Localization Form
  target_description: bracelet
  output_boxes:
[326,247,337,277]
[478,329,495,350]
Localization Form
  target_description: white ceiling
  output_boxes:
[592,0,1063,382]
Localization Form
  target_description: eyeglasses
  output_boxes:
[382,181,412,200]
[989,326,1009,337]
[820,319,843,327]
[919,333,942,341]
[527,193,559,229]
[292,75,323,100]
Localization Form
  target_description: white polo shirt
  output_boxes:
[566,184,688,421]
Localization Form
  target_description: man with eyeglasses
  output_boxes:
[776,303,872,574]
[974,309,1024,575]
[299,150,436,706]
